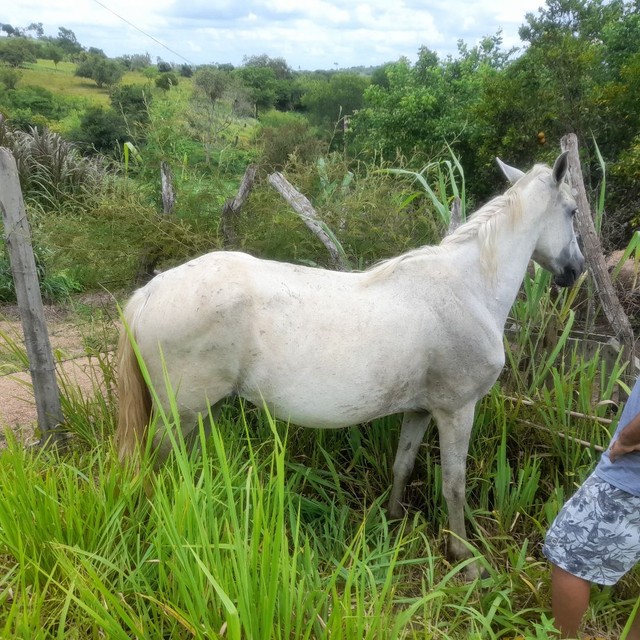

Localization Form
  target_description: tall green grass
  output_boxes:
[0,369,638,638]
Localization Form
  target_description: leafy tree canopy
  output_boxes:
[242,54,293,80]
[300,72,369,127]
[0,37,38,67]
[75,55,124,88]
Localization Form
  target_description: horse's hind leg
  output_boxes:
[152,407,201,462]
[184,399,226,450]
[388,411,431,518]
[432,402,480,579]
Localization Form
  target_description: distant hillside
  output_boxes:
[18,59,150,106]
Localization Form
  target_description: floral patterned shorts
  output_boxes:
[543,473,640,585]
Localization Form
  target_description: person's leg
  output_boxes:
[550,563,591,638]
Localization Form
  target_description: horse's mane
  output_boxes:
[364,164,549,283]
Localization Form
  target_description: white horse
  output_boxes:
[117,152,584,577]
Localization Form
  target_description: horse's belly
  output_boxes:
[240,371,415,429]
[247,398,387,429]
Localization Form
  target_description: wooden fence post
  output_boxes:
[0,148,65,445]
[560,134,636,376]
[160,160,176,215]
[268,171,351,271]
[222,163,258,247]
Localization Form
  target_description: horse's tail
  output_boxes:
[116,303,152,467]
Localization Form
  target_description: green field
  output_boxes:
[19,59,153,103]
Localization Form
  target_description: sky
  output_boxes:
[4,0,547,70]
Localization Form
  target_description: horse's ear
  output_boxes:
[552,151,570,185]
[496,157,525,184]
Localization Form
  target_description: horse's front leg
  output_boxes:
[432,402,481,580]
[388,411,431,519]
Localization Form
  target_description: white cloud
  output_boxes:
[4,0,544,69]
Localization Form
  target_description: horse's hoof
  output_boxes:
[460,563,491,583]
[386,504,405,520]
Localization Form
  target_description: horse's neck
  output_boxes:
[452,221,540,328]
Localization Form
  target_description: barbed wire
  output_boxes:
[0,349,114,379]
[91,0,194,66]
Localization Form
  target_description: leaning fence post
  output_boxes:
[560,134,637,379]
[0,147,65,445]
[268,171,351,271]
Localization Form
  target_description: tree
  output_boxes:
[118,53,152,71]
[190,67,241,163]
[349,54,447,160]
[242,54,292,80]
[75,55,124,88]
[301,72,369,130]
[93,59,124,87]
[234,65,277,116]
[26,22,44,39]
[45,45,64,68]
[74,106,127,152]
[0,23,23,37]
[237,54,299,114]
[57,27,79,46]
[110,84,150,138]
[55,27,83,56]
[512,0,624,190]
[349,41,508,197]
[371,63,393,89]
[600,1,640,78]
[0,38,38,67]
[194,67,230,103]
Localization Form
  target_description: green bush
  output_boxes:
[109,83,150,142]
[257,110,325,170]
[3,85,67,124]
[4,108,49,130]
[155,72,179,91]
[0,64,21,89]
[35,195,223,291]
[0,246,81,303]
[73,105,128,153]
[0,122,106,210]
[234,153,443,268]
[110,84,150,121]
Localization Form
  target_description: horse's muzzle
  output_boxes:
[554,258,585,287]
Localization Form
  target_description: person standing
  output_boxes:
[543,376,640,638]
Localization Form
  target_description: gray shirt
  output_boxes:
[595,376,640,497]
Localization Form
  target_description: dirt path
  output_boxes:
[0,301,113,444]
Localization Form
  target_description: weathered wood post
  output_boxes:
[221,163,258,247]
[268,171,351,271]
[561,134,636,376]
[160,160,175,215]
[0,148,65,445]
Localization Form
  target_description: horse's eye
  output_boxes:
[571,207,578,218]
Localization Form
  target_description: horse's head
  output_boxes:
[497,152,585,287]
